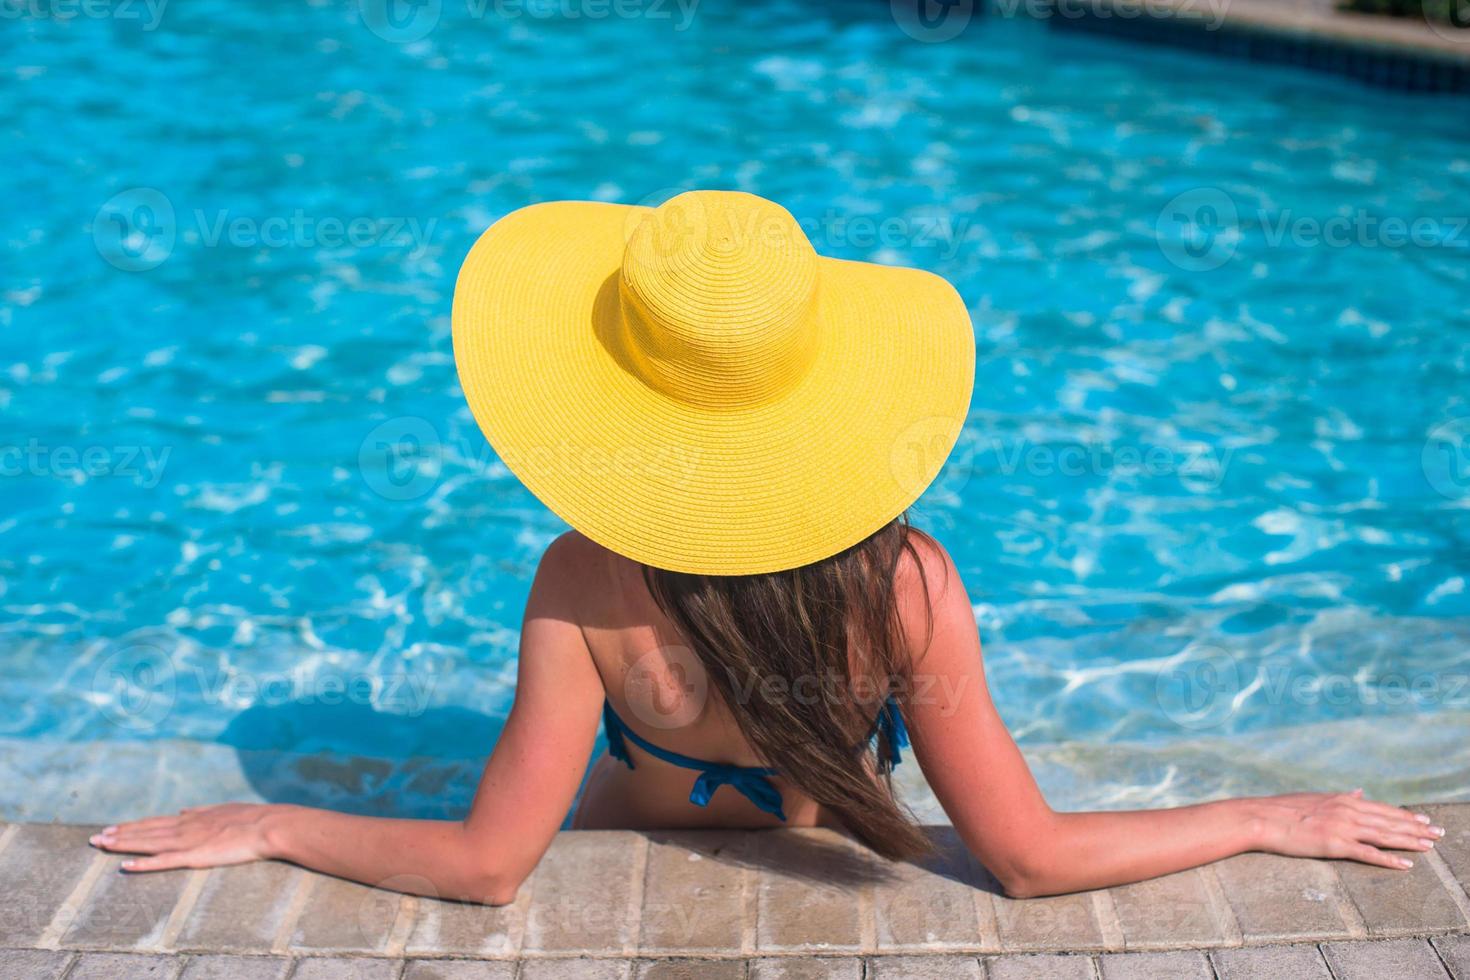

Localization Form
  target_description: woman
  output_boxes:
[92,191,1442,902]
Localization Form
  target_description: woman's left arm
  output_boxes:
[92,533,605,905]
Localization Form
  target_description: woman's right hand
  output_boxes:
[1249,789,1444,869]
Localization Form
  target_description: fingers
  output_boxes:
[1355,815,1444,845]
[105,815,180,836]
[1347,796,1433,826]
[1341,841,1415,870]
[92,824,203,855]
[1356,826,1436,852]
[120,850,205,873]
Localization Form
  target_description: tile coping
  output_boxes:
[0,804,1467,964]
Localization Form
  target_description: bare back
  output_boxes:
[563,531,853,830]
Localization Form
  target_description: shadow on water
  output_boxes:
[218,698,501,820]
[217,700,1001,891]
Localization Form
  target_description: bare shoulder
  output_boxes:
[531,530,635,617]
[895,527,962,608]
[895,528,975,657]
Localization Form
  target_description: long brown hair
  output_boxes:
[642,516,934,860]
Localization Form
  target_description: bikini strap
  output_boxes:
[875,694,909,771]
[601,701,787,820]
[602,700,634,769]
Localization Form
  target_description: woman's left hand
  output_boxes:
[90,803,281,872]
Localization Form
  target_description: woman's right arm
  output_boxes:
[899,536,1443,899]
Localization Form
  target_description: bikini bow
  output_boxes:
[689,765,787,821]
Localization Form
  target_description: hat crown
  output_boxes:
[619,191,820,409]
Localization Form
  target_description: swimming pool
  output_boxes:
[4,1,1470,820]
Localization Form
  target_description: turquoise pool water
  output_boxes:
[4,2,1470,817]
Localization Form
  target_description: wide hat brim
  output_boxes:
[452,200,975,575]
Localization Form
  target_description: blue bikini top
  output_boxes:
[601,694,909,822]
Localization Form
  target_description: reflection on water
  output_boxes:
[3,3,1469,816]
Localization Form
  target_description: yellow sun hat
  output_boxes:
[451,190,975,575]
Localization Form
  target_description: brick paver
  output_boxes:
[1434,934,1470,980]
[176,955,292,980]
[1097,950,1213,979]
[749,959,864,980]
[1211,944,1333,980]
[1321,938,1452,978]
[0,948,74,980]
[634,959,746,979]
[518,959,632,980]
[69,952,181,979]
[402,961,517,980]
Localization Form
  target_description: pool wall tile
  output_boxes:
[405,883,531,958]
[172,862,307,952]
[1426,804,1470,897]
[752,828,882,953]
[287,873,404,953]
[522,830,645,954]
[61,856,193,950]
[0,824,103,946]
[636,830,751,955]
[872,826,998,952]
[992,889,1107,952]
[1211,852,1356,942]
[1335,854,1469,937]
[1106,867,1236,949]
